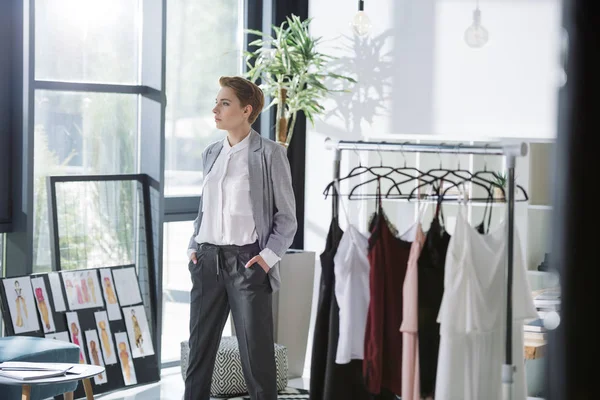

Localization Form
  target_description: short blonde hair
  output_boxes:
[218,76,265,124]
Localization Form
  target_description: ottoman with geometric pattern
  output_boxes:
[181,336,288,397]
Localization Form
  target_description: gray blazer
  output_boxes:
[188,129,297,292]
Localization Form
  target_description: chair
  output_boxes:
[0,336,81,400]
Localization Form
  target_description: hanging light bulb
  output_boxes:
[351,0,371,37]
[464,1,489,48]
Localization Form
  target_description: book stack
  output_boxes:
[532,286,560,319]
[524,318,547,342]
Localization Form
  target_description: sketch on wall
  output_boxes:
[123,305,154,358]
[47,272,67,312]
[115,331,137,386]
[85,329,108,385]
[66,312,87,364]
[2,277,40,334]
[99,268,121,320]
[31,276,56,333]
[112,267,142,306]
[94,310,117,365]
[62,270,104,310]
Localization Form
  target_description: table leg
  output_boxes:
[21,385,31,400]
[64,392,75,400]
[83,378,95,400]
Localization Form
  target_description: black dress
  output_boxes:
[309,217,372,400]
[417,200,450,398]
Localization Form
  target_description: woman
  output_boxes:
[184,76,297,400]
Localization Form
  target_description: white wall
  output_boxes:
[304,0,562,255]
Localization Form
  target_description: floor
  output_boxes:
[94,367,309,400]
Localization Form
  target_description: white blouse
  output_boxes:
[188,133,280,268]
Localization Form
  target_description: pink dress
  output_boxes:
[399,224,425,400]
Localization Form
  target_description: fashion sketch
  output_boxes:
[115,331,137,386]
[123,305,154,358]
[31,276,56,333]
[62,270,104,310]
[2,277,39,334]
[47,272,66,312]
[94,310,117,365]
[99,268,122,321]
[112,267,142,306]
[85,330,108,385]
[66,312,87,364]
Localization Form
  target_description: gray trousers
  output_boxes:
[184,241,277,400]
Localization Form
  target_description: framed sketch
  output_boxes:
[115,331,137,386]
[94,311,117,365]
[31,276,56,333]
[45,331,70,342]
[112,267,142,306]
[84,330,108,385]
[62,270,104,310]
[66,312,87,364]
[123,305,154,358]
[99,268,121,320]
[1,277,40,334]
[47,272,66,312]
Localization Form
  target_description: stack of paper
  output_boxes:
[0,362,86,381]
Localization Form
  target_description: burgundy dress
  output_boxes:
[363,192,412,396]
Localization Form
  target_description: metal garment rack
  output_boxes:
[324,137,528,400]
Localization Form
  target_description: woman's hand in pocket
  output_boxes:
[245,255,269,273]
[190,252,198,265]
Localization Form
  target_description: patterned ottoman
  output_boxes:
[181,336,289,397]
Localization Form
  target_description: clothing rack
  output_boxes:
[324,137,528,400]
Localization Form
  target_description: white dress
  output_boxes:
[333,224,370,364]
[435,206,537,400]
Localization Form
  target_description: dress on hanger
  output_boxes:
[435,206,537,400]
[363,180,412,396]
[417,196,450,398]
[399,222,426,400]
[310,212,371,400]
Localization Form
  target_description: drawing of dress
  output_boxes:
[119,342,131,383]
[75,282,84,304]
[70,323,84,363]
[131,312,143,354]
[88,275,96,304]
[90,341,104,379]
[99,321,112,358]
[14,281,28,328]
[81,274,90,303]
[104,277,117,304]
[65,280,74,305]
[35,287,51,330]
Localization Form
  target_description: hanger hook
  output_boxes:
[353,143,362,167]
[483,144,489,171]
[401,142,409,168]
[376,143,383,166]
[456,143,462,170]
[438,143,445,169]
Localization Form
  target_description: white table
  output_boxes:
[0,363,105,400]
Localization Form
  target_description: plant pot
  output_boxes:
[493,187,505,200]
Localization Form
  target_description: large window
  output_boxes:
[35,0,139,84]
[32,1,142,273]
[164,0,243,197]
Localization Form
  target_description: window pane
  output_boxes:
[164,0,243,197]
[33,91,138,272]
[35,0,140,83]
[161,221,232,364]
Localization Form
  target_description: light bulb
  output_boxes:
[464,8,489,48]
[351,11,371,36]
[351,0,371,37]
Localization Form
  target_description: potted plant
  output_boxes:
[492,171,507,200]
[245,15,356,148]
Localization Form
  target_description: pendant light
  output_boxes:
[351,0,371,37]
[464,0,489,48]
